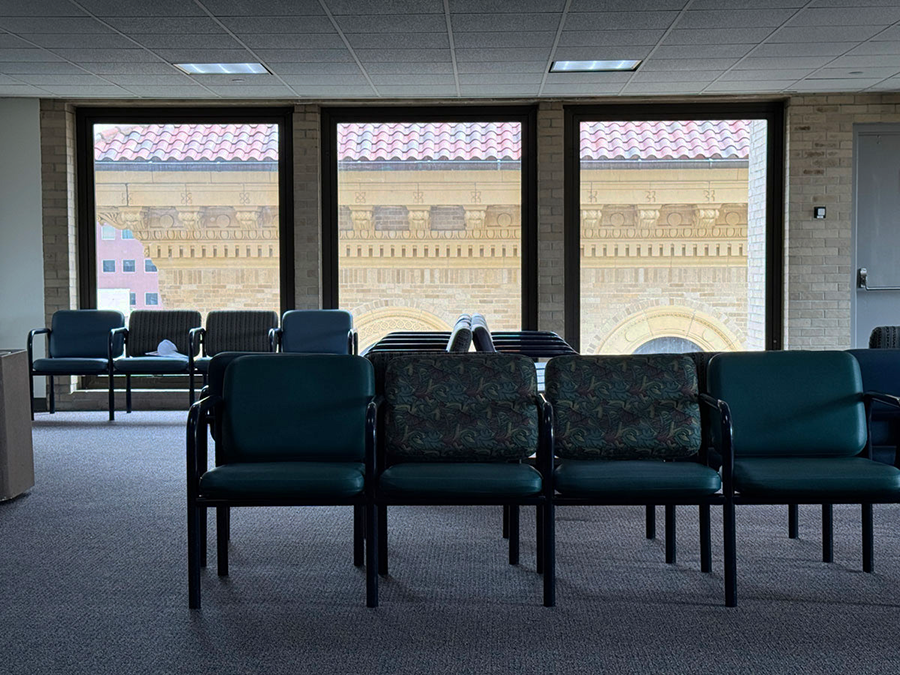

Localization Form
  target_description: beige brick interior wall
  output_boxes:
[536,101,565,336]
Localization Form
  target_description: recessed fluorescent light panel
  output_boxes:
[175,63,269,75]
[550,60,641,73]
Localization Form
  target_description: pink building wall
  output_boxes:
[95,222,160,315]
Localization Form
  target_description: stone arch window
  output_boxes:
[633,336,702,354]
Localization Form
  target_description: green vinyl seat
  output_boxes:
[114,356,190,374]
[554,460,721,499]
[379,462,542,498]
[31,357,110,373]
[732,457,900,500]
[199,462,365,500]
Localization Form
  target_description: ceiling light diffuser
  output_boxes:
[550,60,641,73]
[175,63,269,75]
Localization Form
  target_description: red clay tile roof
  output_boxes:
[94,120,749,163]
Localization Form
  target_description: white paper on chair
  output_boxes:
[147,339,189,359]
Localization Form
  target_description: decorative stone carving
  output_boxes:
[636,208,660,237]
[176,209,202,230]
[693,207,720,235]
[408,209,430,239]
[350,207,374,239]
[233,208,260,229]
[464,207,486,231]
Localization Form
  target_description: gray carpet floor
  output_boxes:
[2,412,899,674]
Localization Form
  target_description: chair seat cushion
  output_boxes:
[199,462,365,499]
[194,357,211,373]
[379,462,542,498]
[733,457,900,499]
[32,357,109,374]
[554,460,721,498]
[114,356,190,374]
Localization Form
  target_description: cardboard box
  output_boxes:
[0,350,35,500]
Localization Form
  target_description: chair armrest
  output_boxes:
[186,395,222,494]
[189,327,205,359]
[536,394,555,496]
[109,327,128,363]
[365,396,383,488]
[862,391,900,463]
[27,328,50,369]
[864,391,900,409]
[700,393,735,496]
[349,328,358,356]
[268,327,282,353]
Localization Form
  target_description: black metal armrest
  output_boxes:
[268,327,282,353]
[864,391,900,410]
[700,393,735,495]
[349,328,359,356]
[189,327,205,359]
[366,396,383,487]
[536,394,555,495]
[27,327,50,370]
[109,326,128,363]
[186,395,222,491]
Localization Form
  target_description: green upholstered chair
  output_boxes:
[706,350,900,607]
[112,310,202,413]
[544,354,724,603]
[186,353,378,608]
[375,352,554,606]
[28,309,125,421]
[271,309,357,355]
[191,310,279,380]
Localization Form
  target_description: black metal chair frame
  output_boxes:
[186,394,379,609]
[371,395,556,607]
[110,325,201,414]
[701,390,900,608]
[27,327,118,421]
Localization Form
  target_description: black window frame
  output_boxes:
[320,105,539,330]
[564,102,785,352]
[75,106,295,314]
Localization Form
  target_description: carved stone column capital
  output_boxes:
[464,207,486,231]
[233,208,260,229]
[176,208,202,230]
[408,209,430,239]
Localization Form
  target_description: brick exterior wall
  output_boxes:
[785,93,900,350]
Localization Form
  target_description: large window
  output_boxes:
[566,105,784,354]
[323,108,536,352]
[77,108,294,319]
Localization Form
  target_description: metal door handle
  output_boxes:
[857,267,900,291]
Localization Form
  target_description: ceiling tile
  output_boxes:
[19,33,142,49]
[456,61,547,74]
[663,28,776,45]
[869,76,900,90]
[175,73,282,85]
[737,56,836,69]
[451,13,560,32]
[718,68,812,81]
[0,61,86,74]
[569,0,687,9]
[281,73,369,85]
[0,84,50,95]
[327,0,443,14]
[41,84,133,96]
[347,33,449,49]
[459,85,540,96]
[78,62,185,75]
[677,9,797,29]
[453,0,567,11]
[558,30,664,47]
[291,86,376,96]
[203,84,296,96]
[255,49,354,63]
[123,85,218,97]
[239,34,346,50]
[790,78,881,90]
[15,73,114,85]
[101,17,226,34]
[101,74,197,85]
[218,17,336,33]
[752,42,857,57]
[79,0,206,16]
[0,17,111,33]
[640,58,740,71]
[813,67,900,79]
[564,11,679,31]
[355,48,450,63]
[126,35,241,50]
[363,61,454,74]
[653,44,755,59]
[769,26,884,43]
[150,49,256,63]
[546,71,633,84]
[369,73,455,85]
[827,54,900,68]
[540,83,624,95]
[553,46,651,61]
[705,80,794,92]
[266,62,362,74]
[630,70,725,83]
[0,34,32,49]
[186,0,324,16]
[336,14,447,33]
[846,42,900,56]
[689,0,804,7]
[0,49,64,62]
[787,7,900,27]
[457,73,543,85]
[623,82,708,94]
[453,32,556,49]
[455,47,551,62]
[375,85,458,96]
[872,26,900,41]
[0,0,85,15]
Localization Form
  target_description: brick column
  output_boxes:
[537,101,565,335]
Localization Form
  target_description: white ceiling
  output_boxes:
[0,0,899,99]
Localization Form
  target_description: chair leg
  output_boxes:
[200,506,207,568]
[354,504,365,567]
[225,506,230,541]
[862,503,874,573]
[699,504,712,573]
[366,503,378,608]
[378,505,388,576]
[189,370,195,406]
[665,504,676,564]
[125,374,132,414]
[108,371,115,421]
[536,505,544,574]
[217,506,229,577]
[187,500,201,609]
[508,505,520,565]
[502,504,509,539]
[822,503,834,563]
[543,500,555,607]
[646,504,656,539]
[788,504,799,539]
[724,500,737,607]
[48,375,55,414]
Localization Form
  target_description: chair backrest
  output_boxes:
[848,349,900,463]
[446,314,472,353]
[219,354,374,464]
[49,310,125,358]
[869,326,900,349]
[203,310,278,356]
[383,353,538,462]
[471,313,496,353]
[281,309,353,354]
[545,354,702,461]
[126,310,201,357]
[707,351,866,458]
